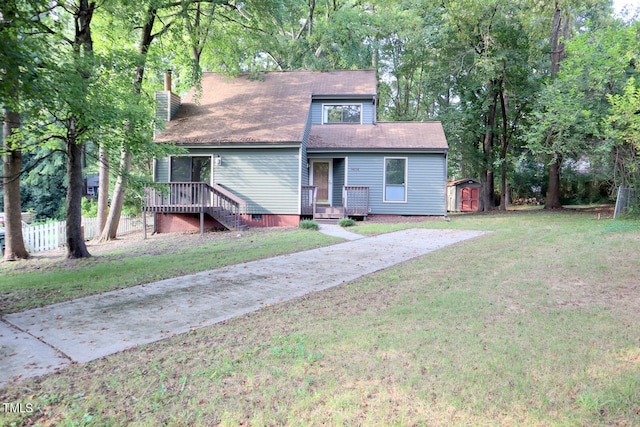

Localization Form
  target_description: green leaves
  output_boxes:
[606,77,640,149]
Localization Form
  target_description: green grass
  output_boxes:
[0,229,340,314]
[2,211,640,426]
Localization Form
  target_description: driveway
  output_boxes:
[1,227,485,387]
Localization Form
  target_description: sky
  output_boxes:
[613,0,639,16]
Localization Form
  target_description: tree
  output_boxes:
[0,0,50,260]
[525,0,614,208]
[2,108,29,260]
[64,0,96,258]
[438,0,535,211]
[99,3,165,241]
[606,78,640,186]
[526,8,636,206]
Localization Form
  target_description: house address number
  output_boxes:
[350,167,360,172]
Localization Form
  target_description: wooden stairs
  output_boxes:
[205,206,248,231]
[314,206,345,220]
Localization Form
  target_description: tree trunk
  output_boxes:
[479,85,498,212]
[65,0,95,258]
[499,87,509,210]
[99,149,131,240]
[100,6,156,241]
[2,108,29,260]
[544,3,568,210]
[95,145,109,238]
[550,4,567,78]
[546,157,563,209]
[66,120,91,258]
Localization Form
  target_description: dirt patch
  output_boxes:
[460,205,615,218]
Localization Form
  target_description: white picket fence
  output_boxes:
[22,221,67,253]
[21,215,153,253]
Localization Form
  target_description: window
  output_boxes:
[323,104,361,124]
[170,156,211,182]
[384,157,407,202]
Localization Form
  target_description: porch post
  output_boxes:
[200,212,204,236]
[142,209,147,239]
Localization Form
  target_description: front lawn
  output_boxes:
[1,211,639,426]
[0,228,340,314]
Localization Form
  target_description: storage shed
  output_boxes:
[447,178,480,212]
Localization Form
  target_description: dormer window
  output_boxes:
[323,104,361,124]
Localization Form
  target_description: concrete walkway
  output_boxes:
[317,223,364,241]
[0,227,485,387]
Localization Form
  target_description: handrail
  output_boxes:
[209,183,244,229]
[212,183,247,209]
[143,182,246,230]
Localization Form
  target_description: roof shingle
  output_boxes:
[154,70,377,144]
[309,122,448,151]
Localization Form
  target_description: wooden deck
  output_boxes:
[143,182,247,233]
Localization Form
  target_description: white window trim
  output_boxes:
[383,157,408,203]
[169,155,214,185]
[310,159,333,205]
[321,103,363,124]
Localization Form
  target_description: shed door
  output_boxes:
[461,187,478,211]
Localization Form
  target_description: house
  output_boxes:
[447,178,480,212]
[145,70,449,233]
[86,174,99,196]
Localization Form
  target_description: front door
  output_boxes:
[311,160,332,205]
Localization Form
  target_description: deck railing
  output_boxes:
[301,185,368,217]
[301,186,317,216]
[343,186,369,216]
[144,182,208,212]
[143,182,246,230]
[210,183,247,230]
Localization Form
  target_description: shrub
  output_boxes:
[338,218,355,227]
[299,220,319,230]
[81,198,98,218]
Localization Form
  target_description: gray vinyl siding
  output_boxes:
[155,158,169,182]
[332,158,345,206]
[160,147,300,215]
[170,93,181,119]
[155,92,181,127]
[301,101,312,186]
[345,153,446,215]
[216,148,299,214]
[311,99,375,125]
[155,92,169,126]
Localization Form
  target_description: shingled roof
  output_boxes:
[154,70,377,144]
[309,122,448,151]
